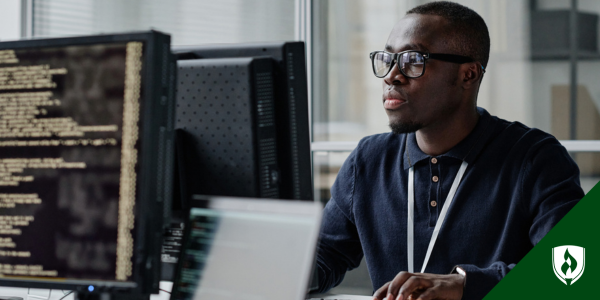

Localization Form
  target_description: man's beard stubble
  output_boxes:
[389,120,423,135]
[386,70,460,135]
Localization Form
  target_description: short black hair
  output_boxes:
[407,1,490,69]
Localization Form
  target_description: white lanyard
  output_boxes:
[407,161,468,273]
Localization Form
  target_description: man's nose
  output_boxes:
[383,62,407,85]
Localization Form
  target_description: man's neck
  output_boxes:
[415,108,480,156]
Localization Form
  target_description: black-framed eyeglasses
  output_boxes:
[369,50,485,78]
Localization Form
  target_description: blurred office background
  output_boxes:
[1,0,599,296]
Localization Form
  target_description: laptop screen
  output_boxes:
[171,198,322,300]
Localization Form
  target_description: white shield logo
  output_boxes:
[552,245,585,285]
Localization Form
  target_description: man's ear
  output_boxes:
[461,63,484,89]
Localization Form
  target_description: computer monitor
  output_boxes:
[175,56,280,199]
[170,196,322,300]
[0,31,175,298]
[172,42,313,202]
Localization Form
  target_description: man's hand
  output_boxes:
[372,271,465,300]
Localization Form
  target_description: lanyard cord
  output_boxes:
[407,161,468,273]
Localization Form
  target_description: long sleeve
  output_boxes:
[458,138,583,299]
[521,139,583,245]
[315,150,364,293]
[456,262,515,299]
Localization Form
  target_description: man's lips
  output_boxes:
[384,98,406,110]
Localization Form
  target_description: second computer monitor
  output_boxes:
[173,42,312,202]
[176,57,280,199]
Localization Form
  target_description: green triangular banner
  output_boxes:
[484,181,600,299]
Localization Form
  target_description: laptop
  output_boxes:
[170,196,322,300]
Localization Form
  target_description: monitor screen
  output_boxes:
[171,197,322,300]
[0,31,174,293]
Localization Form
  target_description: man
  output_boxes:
[315,2,584,300]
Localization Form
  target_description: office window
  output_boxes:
[31,0,296,45]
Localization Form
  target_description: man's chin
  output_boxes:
[389,121,423,134]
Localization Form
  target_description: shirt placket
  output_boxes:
[428,157,440,227]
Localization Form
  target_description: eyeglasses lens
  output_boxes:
[373,52,392,77]
[372,51,425,78]
[399,52,425,77]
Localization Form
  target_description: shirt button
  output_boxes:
[431,157,438,164]
[431,201,437,207]
[432,176,439,183]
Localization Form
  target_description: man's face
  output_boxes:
[382,14,463,134]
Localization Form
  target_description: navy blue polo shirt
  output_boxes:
[315,107,584,299]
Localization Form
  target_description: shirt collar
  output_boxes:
[403,107,494,170]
